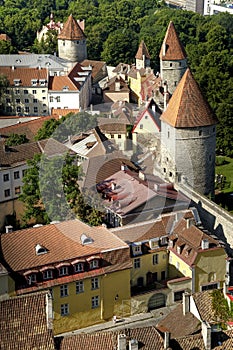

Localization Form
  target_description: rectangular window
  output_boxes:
[22,169,27,177]
[42,90,46,93]
[153,254,159,265]
[134,258,141,269]
[42,97,46,100]
[25,107,29,113]
[24,99,29,103]
[201,283,218,291]
[76,281,84,294]
[50,96,53,102]
[24,90,28,94]
[161,271,166,280]
[60,284,68,297]
[15,186,21,195]
[140,124,143,129]
[16,99,20,104]
[91,277,99,290]
[4,189,10,197]
[16,106,21,113]
[59,266,68,276]
[5,89,10,94]
[6,106,12,112]
[6,98,10,103]
[43,270,53,280]
[14,171,20,179]
[92,296,99,309]
[90,260,99,269]
[118,134,121,139]
[174,290,184,301]
[3,173,9,182]
[61,303,69,316]
[32,90,37,94]
[33,99,37,103]
[34,107,38,113]
[28,274,37,284]
[15,89,20,94]
[74,263,84,273]
[176,261,180,270]
[56,96,60,102]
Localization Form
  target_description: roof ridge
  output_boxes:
[58,14,86,41]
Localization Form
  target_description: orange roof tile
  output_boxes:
[0,292,55,349]
[0,66,48,87]
[0,219,128,271]
[0,33,11,41]
[0,115,59,142]
[135,40,150,60]
[159,21,187,61]
[58,14,86,40]
[160,68,218,128]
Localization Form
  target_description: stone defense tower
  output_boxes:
[160,68,218,196]
[160,21,188,95]
[58,14,87,62]
[135,40,151,70]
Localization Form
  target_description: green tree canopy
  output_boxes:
[5,133,29,146]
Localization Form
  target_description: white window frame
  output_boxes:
[60,284,68,297]
[134,258,141,269]
[43,270,53,280]
[92,296,99,309]
[76,281,84,294]
[59,266,68,276]
[91,277,99,290]
[61,303,69,316]
[74,263,84,273]
[90,260,99,269]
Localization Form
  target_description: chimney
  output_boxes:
[118,334,127,350]
[5,225,13,233]
[183,291,190,315]
[202,321,211,350]
[129,339,138,350]
[164,331,170,349]
[186,218,194,229]
[121,164,127,172]
[201,239,209,250]
[138,171,146,181]
[46,292,53,330]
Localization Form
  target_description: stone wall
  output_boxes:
[175,182,233,255]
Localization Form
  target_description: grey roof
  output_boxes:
[0,54,71,70]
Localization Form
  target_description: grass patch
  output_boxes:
[215,156,233,193]
[215,156,233,213]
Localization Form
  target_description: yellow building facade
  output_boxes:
[52,268,131,334]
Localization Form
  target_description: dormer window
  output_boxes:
[43,270,53,280]
[31,79,38,86]
[23,270,38,284]
[80,233,94,245]
[35,244,48,255]
[160,236,168,246]
[59,266,68,276]
[63,86,69,91]
[39,79,46,86]
[71,259,85,273]
[13,79,20,86]
[74,262,84,272]
[132,243,142,256]
[87,256,99,269]
[149,238,159,250]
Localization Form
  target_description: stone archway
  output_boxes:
[148,293,166,311]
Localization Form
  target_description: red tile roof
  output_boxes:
[0,291,55,349]
[135,40,150,60]
[156,303,201,338]
[59,326,164,350]
[0,115,59,142]
[160,68,218,128]
[0,219,128,272]
[159,21,187,61]
[0,66,48,87]
[58,14,86,40]
[0,140,42,167]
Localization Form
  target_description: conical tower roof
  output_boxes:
[160,21,187,61]
[58,14,86,40]
[135,40,150,60]
[160,68,218,128]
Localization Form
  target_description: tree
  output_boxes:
[5,133,29,146]
[0,74,9,113]
[34,118,61,141]
[0,40,18,54]
[101,29,139,66]
[20,152,103,226]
